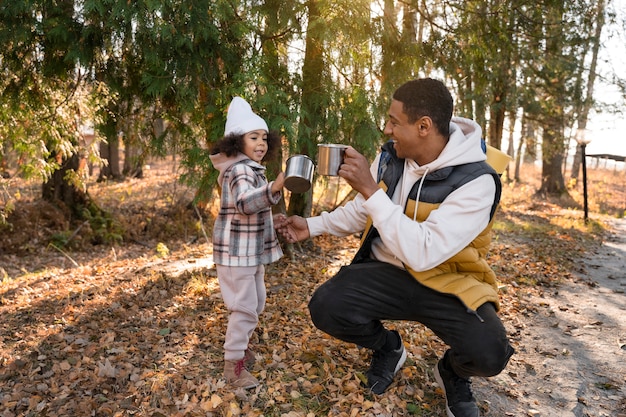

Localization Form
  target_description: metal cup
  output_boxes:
[284,155,314,193]
[317,144,347,176]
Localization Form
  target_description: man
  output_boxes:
[276,78,514,417]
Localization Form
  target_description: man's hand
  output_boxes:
[274,213,310,243]
[338,147,379,199]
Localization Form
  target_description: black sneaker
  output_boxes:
[434,355,480,417]
[366,331,407,394]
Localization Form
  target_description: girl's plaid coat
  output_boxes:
[211,156,283,267]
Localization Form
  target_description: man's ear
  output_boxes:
[416,116,433,134]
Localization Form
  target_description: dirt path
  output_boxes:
[474,218,626,417]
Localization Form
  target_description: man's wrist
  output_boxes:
[361,184,381,200]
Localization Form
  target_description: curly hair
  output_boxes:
[393,78,453,138]
[209,130,282,162]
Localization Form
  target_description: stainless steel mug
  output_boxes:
[284,155,314,193]
[317,144,347,176]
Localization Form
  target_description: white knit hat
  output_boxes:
[224,97,268,136]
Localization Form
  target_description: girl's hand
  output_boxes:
[274,214,310,243]
[271,172,285,194]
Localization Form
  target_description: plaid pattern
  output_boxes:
[212,160,283,266]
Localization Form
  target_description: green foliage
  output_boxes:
[0,57,111,181]
[49,231,73,250]
[80,202,124,245]
[1,0,622,218]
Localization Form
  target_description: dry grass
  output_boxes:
[516,161,625,217]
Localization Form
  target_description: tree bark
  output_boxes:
[42,153,91,215]
[571,0,605,182]
[261,0,289,216]
[0,141,10,178]
[98,115,122,181]
[289,0,324,217]
[504,110,517,182]
[123,138,144,179]
[98,137,122,181]
[538,120,568,196]
[537,0,569,197]
[488,97,505,150]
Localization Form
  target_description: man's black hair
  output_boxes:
[393,78,453,137]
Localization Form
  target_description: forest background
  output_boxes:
[1,0,626,226]
[1,1,626,416]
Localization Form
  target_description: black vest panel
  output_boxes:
[352,140,502,264]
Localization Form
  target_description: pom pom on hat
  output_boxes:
[224,97,269,136]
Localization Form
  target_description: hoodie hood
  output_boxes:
[210,152,260,185]
[421,116,485,172]
[396,116,485,217]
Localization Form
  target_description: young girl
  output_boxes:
[209,97,285,389]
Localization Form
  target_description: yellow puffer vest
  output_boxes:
[358,192,500,312]
[354,141,503,312]
[405,200,498,311]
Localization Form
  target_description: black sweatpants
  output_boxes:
[308,260,514,379]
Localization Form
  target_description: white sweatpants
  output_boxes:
[216,264,266,361]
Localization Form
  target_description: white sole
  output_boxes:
[434,363,455,417]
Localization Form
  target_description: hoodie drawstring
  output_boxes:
[412,167,429,221]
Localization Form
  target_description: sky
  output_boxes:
[584,0,626,156]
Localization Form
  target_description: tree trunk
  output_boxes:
[123,138,144,179]
[505,110,517,182]
[571,0,605,182]
[514,132,524,182]
[261,0,289,211]
[289,0,324,217]
[488,98,505,150]
[516,112,535,182]
[98,137,122,180]
[379,0,396,103]
[98,116,122,181]
[0,141,10,178]
[538,120,568,196]
[42,153,91,216]
[537,0,569,197]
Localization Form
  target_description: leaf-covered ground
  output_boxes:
[1,161,624,416]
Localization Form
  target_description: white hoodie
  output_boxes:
[307,117,496,272]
